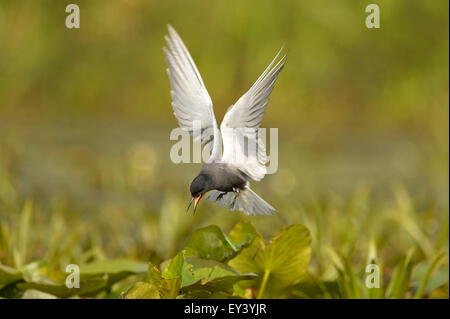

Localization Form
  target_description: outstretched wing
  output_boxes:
[220,47,286,181]
[163,25,221,161]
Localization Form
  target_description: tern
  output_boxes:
[163,25,286,216]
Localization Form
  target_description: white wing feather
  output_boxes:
[163,25,221,161]
[220,48,286,180]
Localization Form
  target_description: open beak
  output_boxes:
[187,194,202,214]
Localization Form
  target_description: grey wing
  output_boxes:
[163,25,221,161]
[220,47,287,180]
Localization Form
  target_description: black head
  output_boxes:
[187,174,212,213]
[190,174,211,197]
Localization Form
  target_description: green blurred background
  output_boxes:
[0,0,448,295]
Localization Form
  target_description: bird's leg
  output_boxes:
[216,192,227,201]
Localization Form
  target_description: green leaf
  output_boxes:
[80,259,148,276]
[284,276,340,299]
[228,221,260,245]
[147,264,163,283]
[228,224,312,298]
[264,224,312,289]
[159,278,182,299]
[0,283,25,298]
[159,250,254,298]
[428,280,449,299]
[17,276,108,298]
[0,264,23,287]
[21,289,58,299]
[184,225,243,261]
[414,252,446,298]
[121,281,160,299]
[227,227,265,277]
[200,275,255,293]
[146,263,181,299]
[80,259,148,286]
[16,200,33,267]
[162,251,184,279]
[11,261,113,298]
[386,248,415,298]
[20,260,49,282]
[326,247,364,298]
[181,257,254,288]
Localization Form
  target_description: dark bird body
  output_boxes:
[164,25,286,215]
[197,163,248,193]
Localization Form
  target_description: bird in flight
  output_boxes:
[163,25,286,216]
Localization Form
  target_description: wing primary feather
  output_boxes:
[164,25,221,162]
[220,46,287,181]
[251,47,285,89]
[167,25,207,91]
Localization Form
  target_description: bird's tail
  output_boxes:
[206,186,276,216]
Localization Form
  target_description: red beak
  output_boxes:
[193,194,202,213]
[187,194,202,214]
